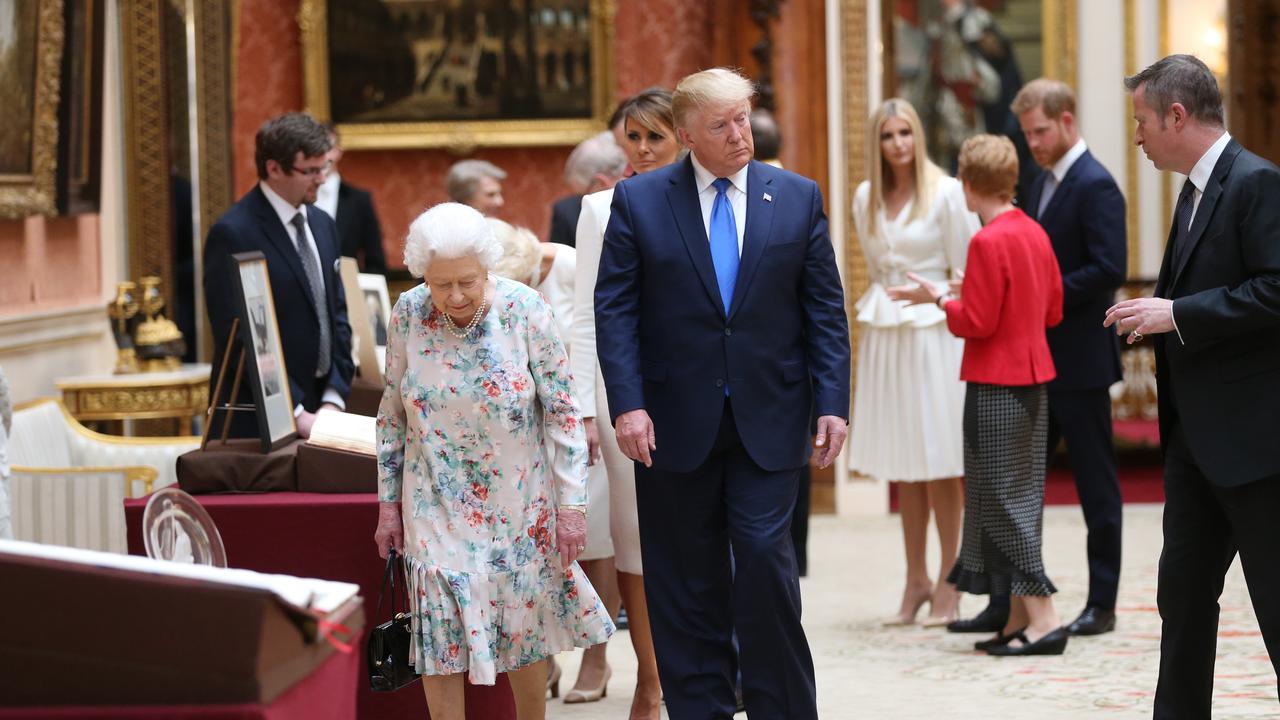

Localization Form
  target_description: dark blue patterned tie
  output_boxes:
[291,212,331,377]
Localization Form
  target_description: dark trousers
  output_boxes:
[1154,422,1280,718]
[635,401,816,720]
[1047,387,1123,609]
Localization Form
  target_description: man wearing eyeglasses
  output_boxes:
[204,112,354,440]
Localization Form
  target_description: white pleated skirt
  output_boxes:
[849,321,966,482]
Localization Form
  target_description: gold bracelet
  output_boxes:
[559,504,587,518]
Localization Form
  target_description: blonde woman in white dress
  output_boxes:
[851,98,980,626]
[571,88,680,720]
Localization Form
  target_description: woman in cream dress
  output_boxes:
[571,88,680,720]
[851,98,980,626]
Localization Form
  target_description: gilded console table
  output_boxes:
[56,364,211,436]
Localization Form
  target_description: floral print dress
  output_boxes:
[377,277,614,684]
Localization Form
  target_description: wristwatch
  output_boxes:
[935,293,954,309]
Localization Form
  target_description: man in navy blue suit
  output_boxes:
[595,68,850,720]
[204,112,353,440]
[1016,79,1127,636]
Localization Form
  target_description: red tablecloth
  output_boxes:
[0,648,357,720]
[124,492,515,720]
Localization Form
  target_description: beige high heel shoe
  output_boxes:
[564,665,611,703]
[546,657,562,699]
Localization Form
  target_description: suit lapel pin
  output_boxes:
[763,192,773,203]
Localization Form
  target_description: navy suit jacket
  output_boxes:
[594,157,851,473]
[1024,149,1127,391]
[1153,140,1280,486]
[204,186,354,431]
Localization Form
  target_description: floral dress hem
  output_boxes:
[406,554,615,685]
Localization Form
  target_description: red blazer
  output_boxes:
[943,208,1063,386]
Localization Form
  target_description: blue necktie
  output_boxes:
[709,178,739,314]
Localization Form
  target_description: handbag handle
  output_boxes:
[375,549,408,620]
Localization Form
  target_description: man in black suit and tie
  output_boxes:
[1015,78,1127,637]
[315,125,387,273]
[1106,54,1280,718]
[204,112,354,439]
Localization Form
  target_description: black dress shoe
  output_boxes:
[974,626,1027,651]
[986,627,1069,656]
[946,603,1009,633]
[1066,606,1116,636]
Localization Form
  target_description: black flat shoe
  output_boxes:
[946,603,1009,634]
[1066,606,1116,636]
[974,626,1028,651]
[986,627,1069,656]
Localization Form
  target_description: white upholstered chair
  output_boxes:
[7,398,201,553]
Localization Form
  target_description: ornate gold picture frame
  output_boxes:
[0,0,65,219]
[299,0,616,152]
[881,0,1077,173]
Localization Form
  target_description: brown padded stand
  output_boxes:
[0,551,363,705]
[177,438,302,494]
[295,443,376,494]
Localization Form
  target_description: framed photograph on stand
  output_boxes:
[358,272,392,376]
[339,257,380,384]
[231,252,297,452]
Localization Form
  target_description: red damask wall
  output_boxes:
[233,1,712,269]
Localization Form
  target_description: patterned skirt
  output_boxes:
[948,382,1057,597]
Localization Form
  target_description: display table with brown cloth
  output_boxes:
[124,493,516,720]
[0,541,360,719]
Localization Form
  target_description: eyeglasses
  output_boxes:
[288,159,333,177]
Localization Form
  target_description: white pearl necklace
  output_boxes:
[442,296,488,339]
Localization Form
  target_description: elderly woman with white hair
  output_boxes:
[373,202,614,720]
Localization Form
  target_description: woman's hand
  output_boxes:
[556,507,588,568]
[584,418,601,467]
[886,271,947,306]
[374,501,404,559]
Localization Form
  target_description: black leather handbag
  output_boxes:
[367,550,420,692]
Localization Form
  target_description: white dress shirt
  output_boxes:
[1186,131,1232,227]
[1168,131,1231,346]
[315,171,341,221]
[257,181,345,413]
[690,154,747,255]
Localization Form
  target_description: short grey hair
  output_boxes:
[445,160,507,203]
[403,202,504,278]
[563,132,627,193]
[1124,54,1224,128]
[672,68,756,129]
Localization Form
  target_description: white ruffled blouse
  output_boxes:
[851,175,980,328]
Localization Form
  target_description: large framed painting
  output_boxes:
[231,252,298,452]
[882,0,1076,175]
[0,0,65,218]
[299,0,616,151]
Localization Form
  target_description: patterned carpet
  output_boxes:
[549,505,1277,719]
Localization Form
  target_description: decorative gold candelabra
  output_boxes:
[107,277,187,374]
[107,282,140,374]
